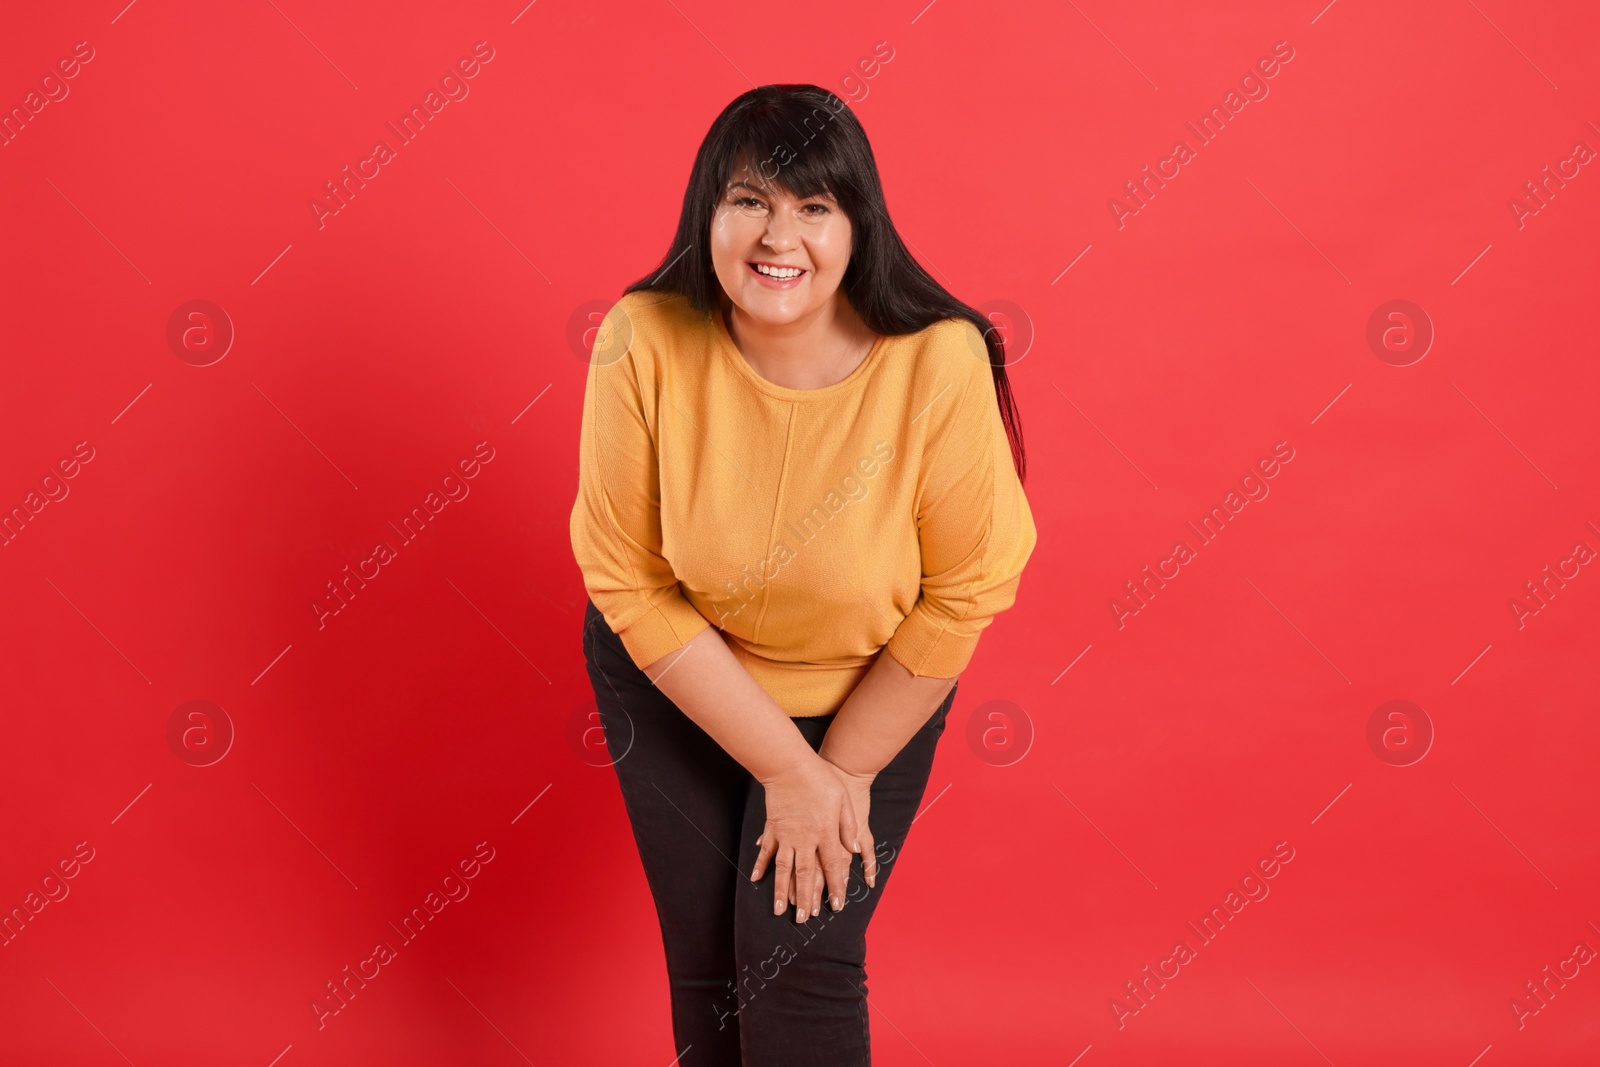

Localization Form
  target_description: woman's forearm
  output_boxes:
[640,623,820,783]
[818,649,956,777]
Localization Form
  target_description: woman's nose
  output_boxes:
[762,213,799,249]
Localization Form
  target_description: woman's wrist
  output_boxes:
[756,743,834,786]
[818,744,880,780]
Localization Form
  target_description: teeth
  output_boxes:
[754,264,802,279]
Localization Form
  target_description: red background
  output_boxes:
[3,1,1598,1064]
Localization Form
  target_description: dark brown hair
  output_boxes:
[623,83,1027,485]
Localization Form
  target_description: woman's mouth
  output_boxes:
[748,262,807,289]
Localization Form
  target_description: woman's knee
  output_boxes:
[734,891,871,994]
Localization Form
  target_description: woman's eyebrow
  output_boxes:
[727,178,833,202]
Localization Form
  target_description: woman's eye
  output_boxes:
[803,203,829,214]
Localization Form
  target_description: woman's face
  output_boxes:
[709,158,854,328]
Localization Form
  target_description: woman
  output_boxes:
[570,83,1036,1066]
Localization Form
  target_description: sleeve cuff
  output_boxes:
[610,587,713,670]
[884,604,984,679]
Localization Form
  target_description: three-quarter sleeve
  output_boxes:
[884,324,1037,679]
[569,300,711,670]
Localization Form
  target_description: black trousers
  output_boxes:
[582,599,954,1066]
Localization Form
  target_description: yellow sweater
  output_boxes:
[569,290,1038,718]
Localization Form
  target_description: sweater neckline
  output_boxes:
[712,305,887,402]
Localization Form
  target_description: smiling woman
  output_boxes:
[707,157,880,390]
[569,83,1036,1067]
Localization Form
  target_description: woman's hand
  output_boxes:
[825,762,880,889]
[750,754,860,923]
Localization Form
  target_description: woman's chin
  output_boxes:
[734,290,831,325]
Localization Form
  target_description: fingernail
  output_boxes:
[797,906,806,920]
[852,840,861,853]
[833,895,842,910]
